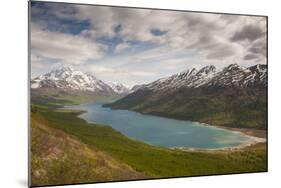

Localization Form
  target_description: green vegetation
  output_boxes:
[31,88,120,106]
[31,113,145,186]
[107,89,267,129]
[31,96,267,186]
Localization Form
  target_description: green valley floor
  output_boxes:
[30,98,267,187]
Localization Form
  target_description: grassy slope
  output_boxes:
[31,112,146,186]
[107,89,267,129]
[31,88,121,105]
[31,97,267,184]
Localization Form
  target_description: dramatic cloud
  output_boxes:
[244,54,259,60]
[231,25,265,42]
[30,1,267,86]
[31,23,105,64]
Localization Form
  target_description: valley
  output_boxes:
[30,63,268,186]
[29,4,268,187]
[106,64,267,130]
[30,97,267,186]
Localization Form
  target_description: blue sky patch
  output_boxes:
[151,28,168,36]
[31,1,89,35]
[114,24,122,33]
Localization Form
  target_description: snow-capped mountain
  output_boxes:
[130,84,146,92]
[245,64,267,87]
[31,66,116,95]
[145,65,217,91]
[107,82,130,94]
[106,63,267,130]
[31,64,267,98]
[207,64,267,88]
[136,64,267,92]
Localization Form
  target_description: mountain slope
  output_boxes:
[107,82,130,94]
[106,64,267,129]
[31,66,116,96]
[207,64,267,89]
[141,64,267,92]
[130,84,146,92]
[31,111,146,186]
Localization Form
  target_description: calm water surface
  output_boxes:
[64,103,252,149]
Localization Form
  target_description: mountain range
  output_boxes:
[133,64,267,92]
[31,64,267,96]
[31,64,267,129]
[106,63,267,129]
[31,66,130,96]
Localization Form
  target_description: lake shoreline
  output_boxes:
[65,103,267,152]
[172,136,266,152]
[108,105,267,138]
[173,122,267,152]
[121,107,268,150]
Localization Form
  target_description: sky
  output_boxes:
[30,1,267,87]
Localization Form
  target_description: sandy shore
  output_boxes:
[172,137,266,152]
[219,127,267,138]
[172,123,267,152]
[195,121,267,138]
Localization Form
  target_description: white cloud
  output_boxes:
[31,23,105,65]
[115,42,131,53]
[74,6,266,64]
[31,2,267,86]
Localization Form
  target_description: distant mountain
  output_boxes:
[106,64,268,129]
[107,82,130,95]
[31,66,130,96]
[139,64,267,92]
[130,84,146,92]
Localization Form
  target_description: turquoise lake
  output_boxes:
[64,103,252,149]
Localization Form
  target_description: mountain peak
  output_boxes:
[248,64,267,72]
[198,65,216,74]
[107,82,130,94]
[51,65,74,73]
[189,68,197,76]
[224,63,245,72]
[136,64,267,92]
[31,66,118,95]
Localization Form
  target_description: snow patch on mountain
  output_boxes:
[107,82,130,94]
[31,66,115,95]
[135,64,267,92]
[130,84,146,92]
[145,65,217,91]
